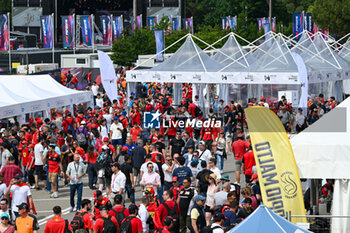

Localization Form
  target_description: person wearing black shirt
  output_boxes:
[169,131,185,156]
[178,177,196,233]
[195,161,213,196]
[121,155,135,204]
[155,153,165,203]
[131,140,146,185]
[155,135,166,156]
[66,71,73,88]
[223,106,233,136]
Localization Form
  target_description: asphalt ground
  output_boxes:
[34,154,240,233]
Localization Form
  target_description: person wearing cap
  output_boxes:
[205,173,218,225]
[198,141,212,165]
[242,145,256,183]
[143,187,159,230]
[14,202,38,233]
[110,116,124,153]
[219,174,235,192]
[140,162,161,196]
[209,213,225,233]
[93,190,112,219]
[76,120,89,150]
[93,206,119,233]
[169,176,183,202]
[245,174,260,203]
[66,153,86,212]
[190,195,206,233]
[111,162,126,196]
[43,206,72,233]
[189,157,200,187]
[231,133,249,185]
[0,212,14,233]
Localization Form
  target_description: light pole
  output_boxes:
[269,0,272,24]
[133,0,137,28]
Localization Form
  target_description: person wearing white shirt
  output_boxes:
[96,93,104,108]
[138,196,150,233]
[34,137,46,190]
[0,144,11,170]
[98,119,109,139]
[140,154,159,180]
[110,162,126,195]
[209,157,221,181]
[0,175,6,201]
[162,156,176,191]
[295,108,306,133]
[198,141,212,165]
[110,117,124,150]
[211,213,225,233]
[140,162,161,195]
[91,82,99,96]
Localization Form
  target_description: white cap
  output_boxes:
[0,128,5,133]
[199,140,205,145]
[102,145,108,150]
[81,121,86,125]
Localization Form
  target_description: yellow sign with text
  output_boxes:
[245,106,306,223]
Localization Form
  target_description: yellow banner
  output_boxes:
[245,106,306,223]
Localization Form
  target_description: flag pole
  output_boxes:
[7,12,11,74]
[73,14,76,54]
[52,13,55,64]
[91,14,94,53]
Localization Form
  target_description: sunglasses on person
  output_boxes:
[1,217,8,220]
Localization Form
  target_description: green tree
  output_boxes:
[312,0,350,37]
[0,0,11,14]
[276,0,315,14]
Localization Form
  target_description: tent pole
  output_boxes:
[189,36,207,72]
[7,12,11,74]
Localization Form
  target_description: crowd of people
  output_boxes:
[0,70,339,232]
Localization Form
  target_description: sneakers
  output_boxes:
[50,192,58,198]
[35,186,42,191]
[69,207,74,212]
[30,185,36,189]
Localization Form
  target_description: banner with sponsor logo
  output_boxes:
[98,51,118,102]
[0,14,9,51]
[40,15,54,48]
[148,16,157,29]
[154,30,164,62]
[184,17,193,33]
[293,13,303,40]
[61,15,74,49]
[257,17,275,32]
[100,15,112,45]
[245,106,306,224]
[80,16,92,46]
[303,13,313,32]
[171,16,181,31]
[112,16,123,41]
[136,15,142,28]
[230,16,237,29]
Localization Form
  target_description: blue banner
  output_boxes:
[112,16,123,41]
[263,23,270,39]
[100,15,112,45]
[171,17,181,31]
[61,15,74,49]
[303,13,313,33]
[136,15,142,28]
[80,16,92,46]
[293,13,303,40]
[0,14,9,51]
[40,15,53,48]
[148,16,157,29]
[154,30,164,62]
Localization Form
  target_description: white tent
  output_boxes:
[291,97,350,232]
[0,75,93,120]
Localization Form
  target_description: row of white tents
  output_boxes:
[126,30,350,107]
[0,75,93,123]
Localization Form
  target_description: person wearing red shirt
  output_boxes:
[154,190,180,231]
[85,145,98,190]
[150,129,159,144]
[93,190,113,220]
[97,138,115,158]
[158,216,174,233]
[130,124,142,143]
[231,134,250,184]
[1,156,22,186]
[150,145,164,163]
[79,199,94,233]
[242,146,256,184]
[200,126,214,151]
[71,76,79,89]
[130,107,141,127]
[44,206,72,233]
[169,177,183,202]
[20,141,30,183]
[26,144,36,187]
[121,204,143,233]
[108,194,129,226]
[45,145,63,198]
[72,141,85,158]
[62,112,76,134]
[188,101,197,118]
[94,207,119,233]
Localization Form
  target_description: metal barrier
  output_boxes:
[291,215,350,233]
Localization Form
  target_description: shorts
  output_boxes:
[234,159,242,171]
[35,165,46,180]
[62,156,69,173]
[111,139,123,146]
[49,173,58,183]
[133,167,140,176]
[204,205,213,213]
[98,177,111,186]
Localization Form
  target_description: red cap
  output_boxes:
[237,133,243,138]
[28,144,35,148]
[22,140,28,145]
[143,187,155,195]
[29,118,34,123]
[122,146,129,151]
[224,105,229,108]
[103,137,109,142]
[65,110,70,113]
[112,104,117,108]
[260,97,264,101]
[220,130,224,133]
[172,176,178,182]
[250,173,258,181]
[36,119,43,124]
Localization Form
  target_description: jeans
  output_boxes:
[46,165,58,192]
[217,155,224,171]
[87,163,97,189]
[157,186,164,203]
[163,181,172,191]
[224,124,233,136]
[22,166,27,183]
[125,183,135,204]
[70,183,83,210]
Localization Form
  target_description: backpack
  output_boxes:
[96,152,108,171]
[64,219,73,233]
[162,97,168,107]
[101,216,117,233]
[77,127,87,146]
[201,225,222,233]
[70,211,87,232]
[64,119,75,132]
[120,216,135,233]
[163,202,179,231]
[111,207,126,226]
